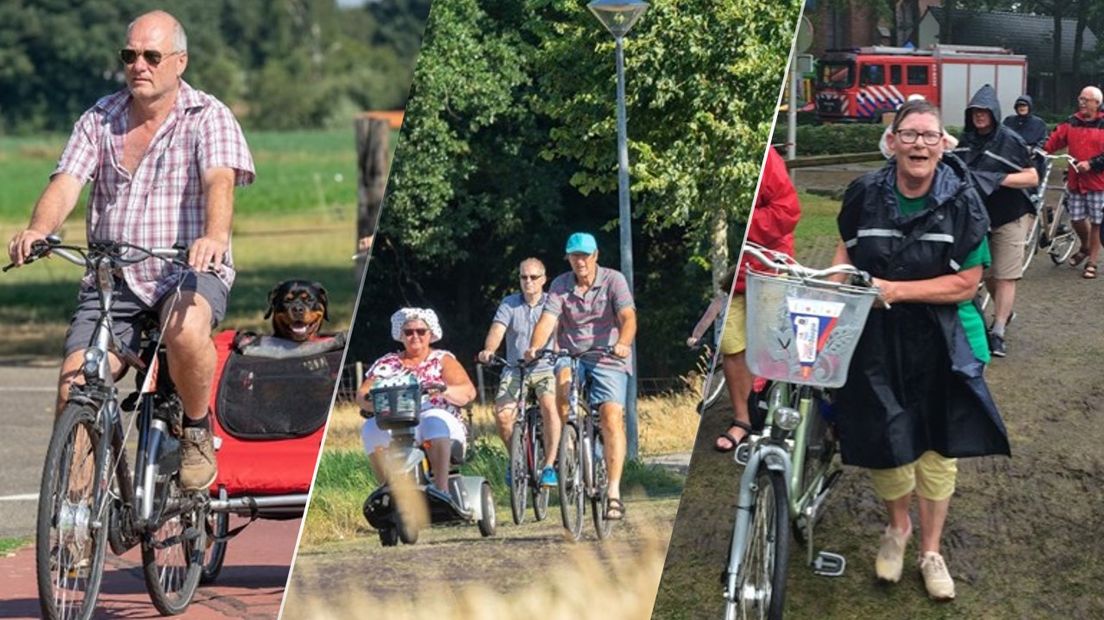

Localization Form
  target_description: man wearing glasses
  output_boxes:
[953,84,1038,357]
[1044,86,1104,280]
[525,232,636,521]
[6,10,254,491]
[478,258,560,487]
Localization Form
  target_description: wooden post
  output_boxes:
[355,116,391,283]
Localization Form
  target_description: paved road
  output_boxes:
[0,361,301,618]
[0,518,299,619]
[0,362,58,540]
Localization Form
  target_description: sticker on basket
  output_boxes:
[787,298,845,376]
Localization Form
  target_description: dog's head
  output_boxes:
[265,280,329,342]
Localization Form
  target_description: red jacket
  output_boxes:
[735,148,801,294]
[1043,111,1104,193]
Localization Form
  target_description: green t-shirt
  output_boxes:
[895,190,991,363]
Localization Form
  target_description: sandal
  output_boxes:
[605,497,625,521]
[715,420,753,453]
[1070,250,1089,268]
[1084,262,1098,279]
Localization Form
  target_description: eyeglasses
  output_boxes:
[403,328,429,337]
[895,129,943,146]
[519,274,544,281]
[119,48,182,67]
[1078,96,1097,103]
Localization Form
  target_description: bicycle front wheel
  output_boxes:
[557,422,584,540]
[591,432,614,540]
[728,467,790,620]
[1049,202,1079,265]
[36,402,110,620]
[509,423,528,525]
[530,416,550,522]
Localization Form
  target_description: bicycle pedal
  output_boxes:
[812,551,846,577]
[734,443,751,466]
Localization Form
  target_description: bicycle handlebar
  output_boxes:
[1033,148,1079,167]
[4,235,191,273]
[742,242,873,286]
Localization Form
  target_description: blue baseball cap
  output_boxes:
[564,232,598,255]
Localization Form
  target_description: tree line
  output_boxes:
[0,0,430,133]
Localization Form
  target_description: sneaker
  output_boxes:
[875,524,911,582]
[540,466,558,487]
[988,332,1007,358]
[179,427,217,491]
[919,551,956,600]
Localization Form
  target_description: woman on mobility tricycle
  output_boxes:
[358,307,496,545]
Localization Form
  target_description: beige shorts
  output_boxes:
[719,295,747,356]
[987,213,1034,280]
[494,368,556,407]
[868,451,958,501]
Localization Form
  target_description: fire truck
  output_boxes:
[815,45,1027,123]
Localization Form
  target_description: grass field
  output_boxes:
[1,129,373,357]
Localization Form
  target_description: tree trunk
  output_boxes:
[1053,3,1065,111]
[1072,0,1088,89]
[710,206,728,295]
[355,115,391,283]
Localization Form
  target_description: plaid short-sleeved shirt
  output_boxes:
[543,266,635,374]
[55,80,255,305]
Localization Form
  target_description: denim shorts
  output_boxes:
[562,358,628,408]
[63,272,228,357]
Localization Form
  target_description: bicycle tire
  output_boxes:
[530,414,550,522]
[591,431,614,540]
[36,402,109,620]
[557,422,584,540]
[700,366,728,413]
[199,508,228,584]
[1049,201,1079,265]
[509,424,528,525]
[728,466,790,620]
[1021,213,1041,273]
[141,402,206,617]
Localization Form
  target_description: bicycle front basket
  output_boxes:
[744,270,878,388]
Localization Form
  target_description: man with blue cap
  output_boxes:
[525,232,636,521]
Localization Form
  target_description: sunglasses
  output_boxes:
[403,328,429,337]
[119,48,182,67]
[520,274,544,281]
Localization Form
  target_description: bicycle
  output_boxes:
[5,236,210,619]
[1030,149,1081,266]
[544,347,618,541]
[692,340,728,416]
[722,243,879,620]
[483,356,551,525]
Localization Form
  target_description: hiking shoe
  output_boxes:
[988,332,1007,358]
[875,524,911,582]
[540,466,558,487]
[179,427,217,491]
[919,551,956,600]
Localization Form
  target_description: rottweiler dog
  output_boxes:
[265,280,329,342]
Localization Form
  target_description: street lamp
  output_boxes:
[587,0,648,460]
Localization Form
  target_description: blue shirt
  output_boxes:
[493,292,553,372]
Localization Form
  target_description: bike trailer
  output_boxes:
[207,330,344,499]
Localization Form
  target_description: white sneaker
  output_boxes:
[875,524,911,582]
[919,551,956,600]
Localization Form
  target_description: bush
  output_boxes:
[784,123,888,156]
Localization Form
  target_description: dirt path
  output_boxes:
[654,231,1104,617]
[282,495,680,617]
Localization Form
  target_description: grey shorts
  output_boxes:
[63,272,228,357]
[494,368,556,407]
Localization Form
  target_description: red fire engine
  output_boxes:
[815,45,1027,123]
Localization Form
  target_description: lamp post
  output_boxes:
[587,0,648,460]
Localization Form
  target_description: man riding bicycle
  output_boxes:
[6,10,255,492]
[525,232,636,521]
[478,258,560,487]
